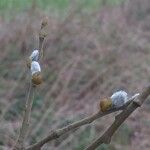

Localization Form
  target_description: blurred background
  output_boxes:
[0,0,150,149]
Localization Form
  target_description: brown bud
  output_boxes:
[32,72,43,85]
[99,98,112,112]
[39,17,48,38]
[41,17,48,29]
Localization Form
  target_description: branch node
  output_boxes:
[133,97,142,107]
[51,130,60,139]
[115,113,121,120]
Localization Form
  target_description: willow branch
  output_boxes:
[85,85,150,150]
[13,18,48,150]
[26,94,139,150]
[13,83,35,150]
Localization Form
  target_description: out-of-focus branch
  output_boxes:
[85,85,150,150]
[26,94,139,150]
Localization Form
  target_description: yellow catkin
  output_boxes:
[32,72,43,85]
[99,98,112,112]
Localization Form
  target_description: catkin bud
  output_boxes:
[31,61,41,75]
[32,72,42,85]
[111,90,128,108]
[31,61,42,85]
[100,98,112,112]
[41,17,48,29]
[26,50,39,68]
[29,49,39,61]
[99,90,128,112]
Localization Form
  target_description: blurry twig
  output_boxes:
[26,93,139,150]
[53,0,86,44]
[76,71,107,99]
[76,65,114,99]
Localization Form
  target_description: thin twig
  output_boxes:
[38,17,48,60]
[26,94,139,150]
[85,85,150,150]
[13,83,35,150]
[13,18,48,150]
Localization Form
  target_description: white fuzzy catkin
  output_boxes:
[111,90,128,108]
[31,61,41,75]
[29,49,39,61]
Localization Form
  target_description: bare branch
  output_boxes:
[13,83,35,150]
[85,85,150,150]
[26,94,139,150]
[13,18,48,150]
